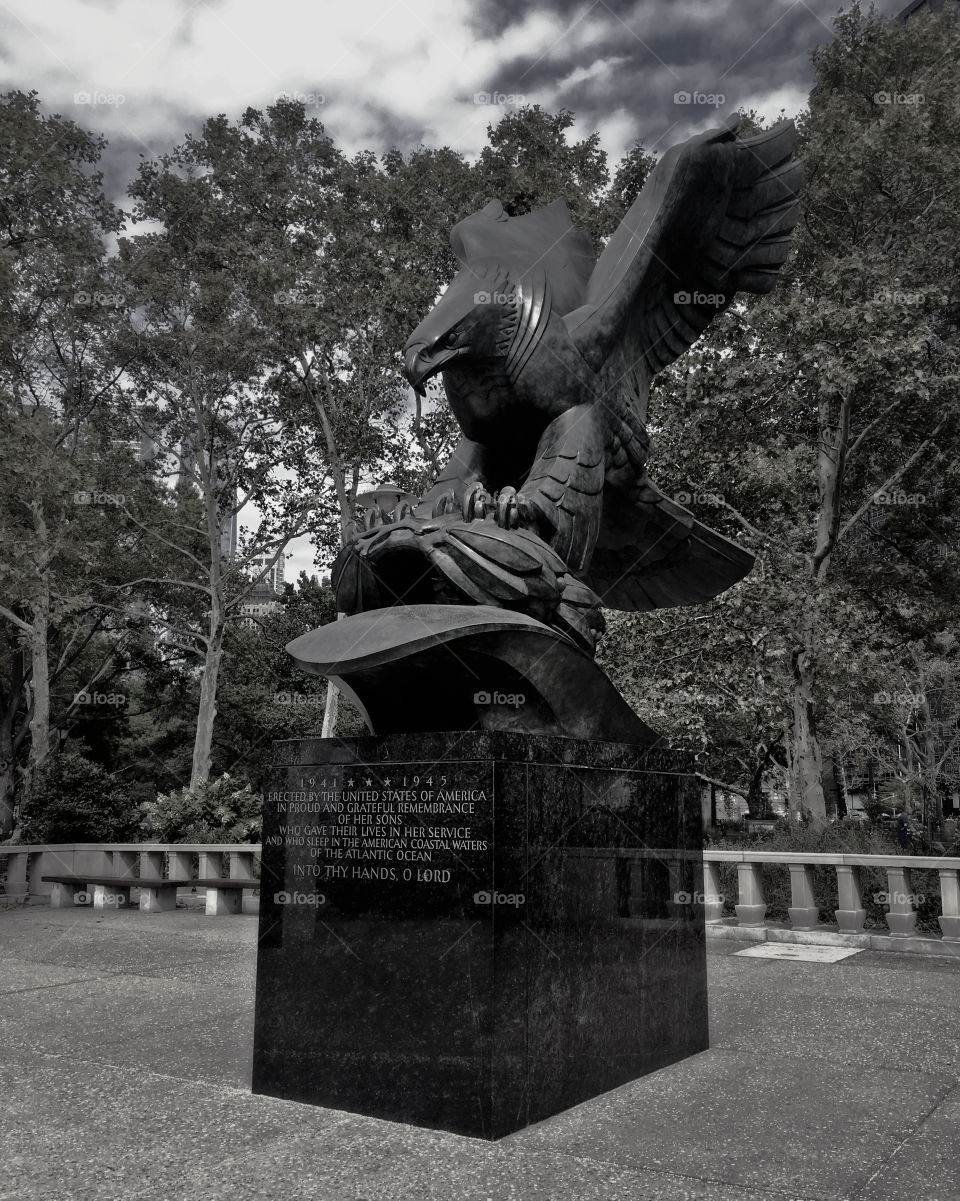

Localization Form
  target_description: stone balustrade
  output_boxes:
[3,844,960,951]
[0,843,262,909]
[703,849,960,952]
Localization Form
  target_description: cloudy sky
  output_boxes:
[3,0,908,575]
[4,0,909,193]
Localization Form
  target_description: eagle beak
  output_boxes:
[404,343,429,398]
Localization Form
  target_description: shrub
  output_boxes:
[19,752,137,843]
[140,773,261,843]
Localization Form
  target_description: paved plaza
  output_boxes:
[1,905,959,1201]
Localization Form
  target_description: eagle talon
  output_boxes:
[463,482,491,521]
[432,490,459,518]
[495,486,519,529]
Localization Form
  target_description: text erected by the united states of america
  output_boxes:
[263,764,491,884]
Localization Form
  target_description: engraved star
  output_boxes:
[347,777,355,787]
[384,777,392,786]
[364,777,372,787]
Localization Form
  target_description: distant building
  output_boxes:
[898,0,960,18]
[239,553,287,625]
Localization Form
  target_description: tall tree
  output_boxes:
[621,6,960,817]
[117,146,316,790]
[0,90,137,831]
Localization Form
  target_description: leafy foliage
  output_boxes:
[19,751,136,843]
[140,773,261,843]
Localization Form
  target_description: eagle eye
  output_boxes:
[442,331,459,347]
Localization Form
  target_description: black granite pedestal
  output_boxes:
[252,732,708,1139]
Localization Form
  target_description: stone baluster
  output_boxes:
[787,864,819,931]
[168,850,193,883]
[230,850,257,914]
[734,862,767,927]
[113,850,138,880]
[702,861,725,923]
[834,865,867,933]
[28,853,47,900]
[884,865,917,937]
[3,852,30,903]
[937,868,960,942]
[229,851,256,882]
[139,850,166,881]
[199,851,224,881]
[663,856,685,917]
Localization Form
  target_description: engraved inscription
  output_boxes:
[264,761,492,888]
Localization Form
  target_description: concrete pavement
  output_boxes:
[1,905,958,1201]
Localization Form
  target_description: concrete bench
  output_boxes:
[42,875,257,915]
[42,874,179,913]
[190,878,256,916]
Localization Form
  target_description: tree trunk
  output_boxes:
[918,692,938,843]
[791,643,828,819]
[26,600,51,788]
[190,630,224,792]
[745,755,768,818]
[832,752,847,819]
[786,394,850,822]
[0,649,25,838]
[0,727,16,839]
[320,677,339,737]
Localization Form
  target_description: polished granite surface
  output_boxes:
[253,733,707,1137]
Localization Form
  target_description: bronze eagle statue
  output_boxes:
[332,116,802,655]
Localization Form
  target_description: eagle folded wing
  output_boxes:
[584,481,755,612]
[517,404,606,573]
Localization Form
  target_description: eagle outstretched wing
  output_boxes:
[557,115,802,610]
[565,115,802,389]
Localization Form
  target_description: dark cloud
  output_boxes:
[332,98,433,156]
[66,100,207,207]
[467,0,909,150]
[12,0,912,216]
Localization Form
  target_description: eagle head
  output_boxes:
[402,262,522,397]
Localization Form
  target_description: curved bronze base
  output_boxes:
[286,604,659,746]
